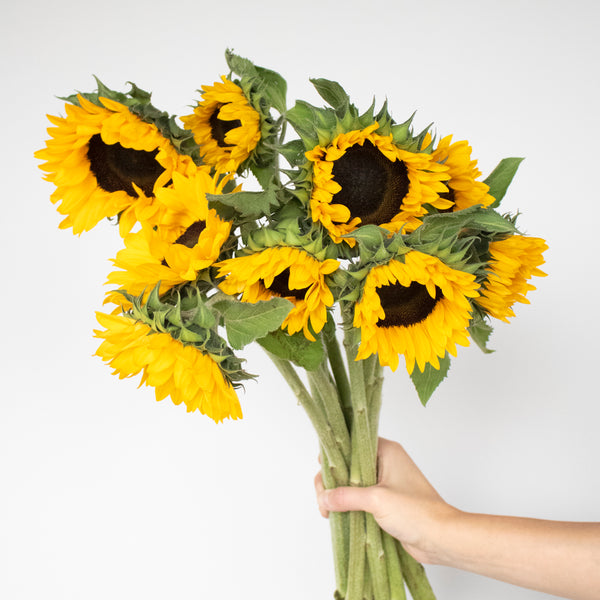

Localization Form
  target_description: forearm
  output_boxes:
[432,511,600,600]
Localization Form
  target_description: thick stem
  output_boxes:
[383,532,406,600]
[344,323,390,598]
[323,316,353,428]
[346,511,367,600]
[266,351,349,484]
[364,355,384,447]
[321,449,349,599]
[308,362,352,462]
[396,541,437,600]
[366,514,391,600]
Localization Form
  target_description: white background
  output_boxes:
[1,1,598,599]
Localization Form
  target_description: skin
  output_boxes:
[314,438,600,600]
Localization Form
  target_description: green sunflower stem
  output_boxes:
[396,541,437,600]
[323,316,353,427]
[346,511,367,600]
[307,362,352,462]
[383,532,406,600]
[321,448,349,598]
[266,351,349,484]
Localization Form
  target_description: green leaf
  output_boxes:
[468,311,495,354]
[310,78,350,115]
[279,139,306,167]
[410,354,451,406]
[257,328,324,371]
[255,66,287,114]
[285,101,318,142]
[212,298,293,350]
[206,189,278,219]
[484,157,524,208]
[225,49,258,79]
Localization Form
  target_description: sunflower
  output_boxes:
[428,135,494,211]
[35,95,197,235]
[353,250,480,374]
[94,312,241,422]
[105,169,232,308]
[217,247,339,341]
[306,123,450,244]
[181,76,261,173]
[477,235,548,322]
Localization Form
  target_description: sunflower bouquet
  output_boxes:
[36,50,547,600]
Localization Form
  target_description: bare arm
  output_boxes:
[315,438,600,600]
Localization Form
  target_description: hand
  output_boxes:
[314,437,457,564]
[315,438,600,600]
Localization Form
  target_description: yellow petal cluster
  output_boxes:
[181,76,261,173]
[35,95,197,235]
[217,247,339,341]
[306,123,450,244]
[94,312,242,422]
[105,170,232,308]
[429,135,494,210]
[477,235,548,322]
[354,251,480,373]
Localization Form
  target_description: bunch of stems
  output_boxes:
[267,309,437,600]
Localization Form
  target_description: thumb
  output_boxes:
[321,485,378,514]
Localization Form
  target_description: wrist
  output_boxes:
[417,503,467,566]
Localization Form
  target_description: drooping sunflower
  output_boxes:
[477,235,548,322]
[353,250,480,374]
[35,95,197,235]
[105,169,233,308]
[181,76,261,173]
[217,247,339,341]
[306,123,450,244]
[428,134,494,211]
[94,312,241,422]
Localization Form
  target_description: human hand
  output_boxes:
[314,437,458,564]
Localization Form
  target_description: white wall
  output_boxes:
[1,1,598,599]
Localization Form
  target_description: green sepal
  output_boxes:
[406,207,518,273]
[121,284,254,386]
[484,157,524,209]
[212,297,293,350]
[468,308,495,354]
[62,77,201,161]
[410,353,451,406]
[256,328,324,372]
[206,189,278,219]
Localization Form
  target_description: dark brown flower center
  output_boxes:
[209,104,242,148]
[331,140,409,225]
[161,220,206,267]
[263,268,310,301]
[87,134,165,197]
[174,220,206,248]
[376,281,442,328]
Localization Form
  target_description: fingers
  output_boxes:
[314,471,378,517]
[322,485,379,514]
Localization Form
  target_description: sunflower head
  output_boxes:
[105,169,234,309]
[285,80,450,246]
[352,250,480,374]
[476,234,548,322]
[35,81,198,235]
[217,245,339,341]
[95,285,252,422]
[181,51,284,178]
